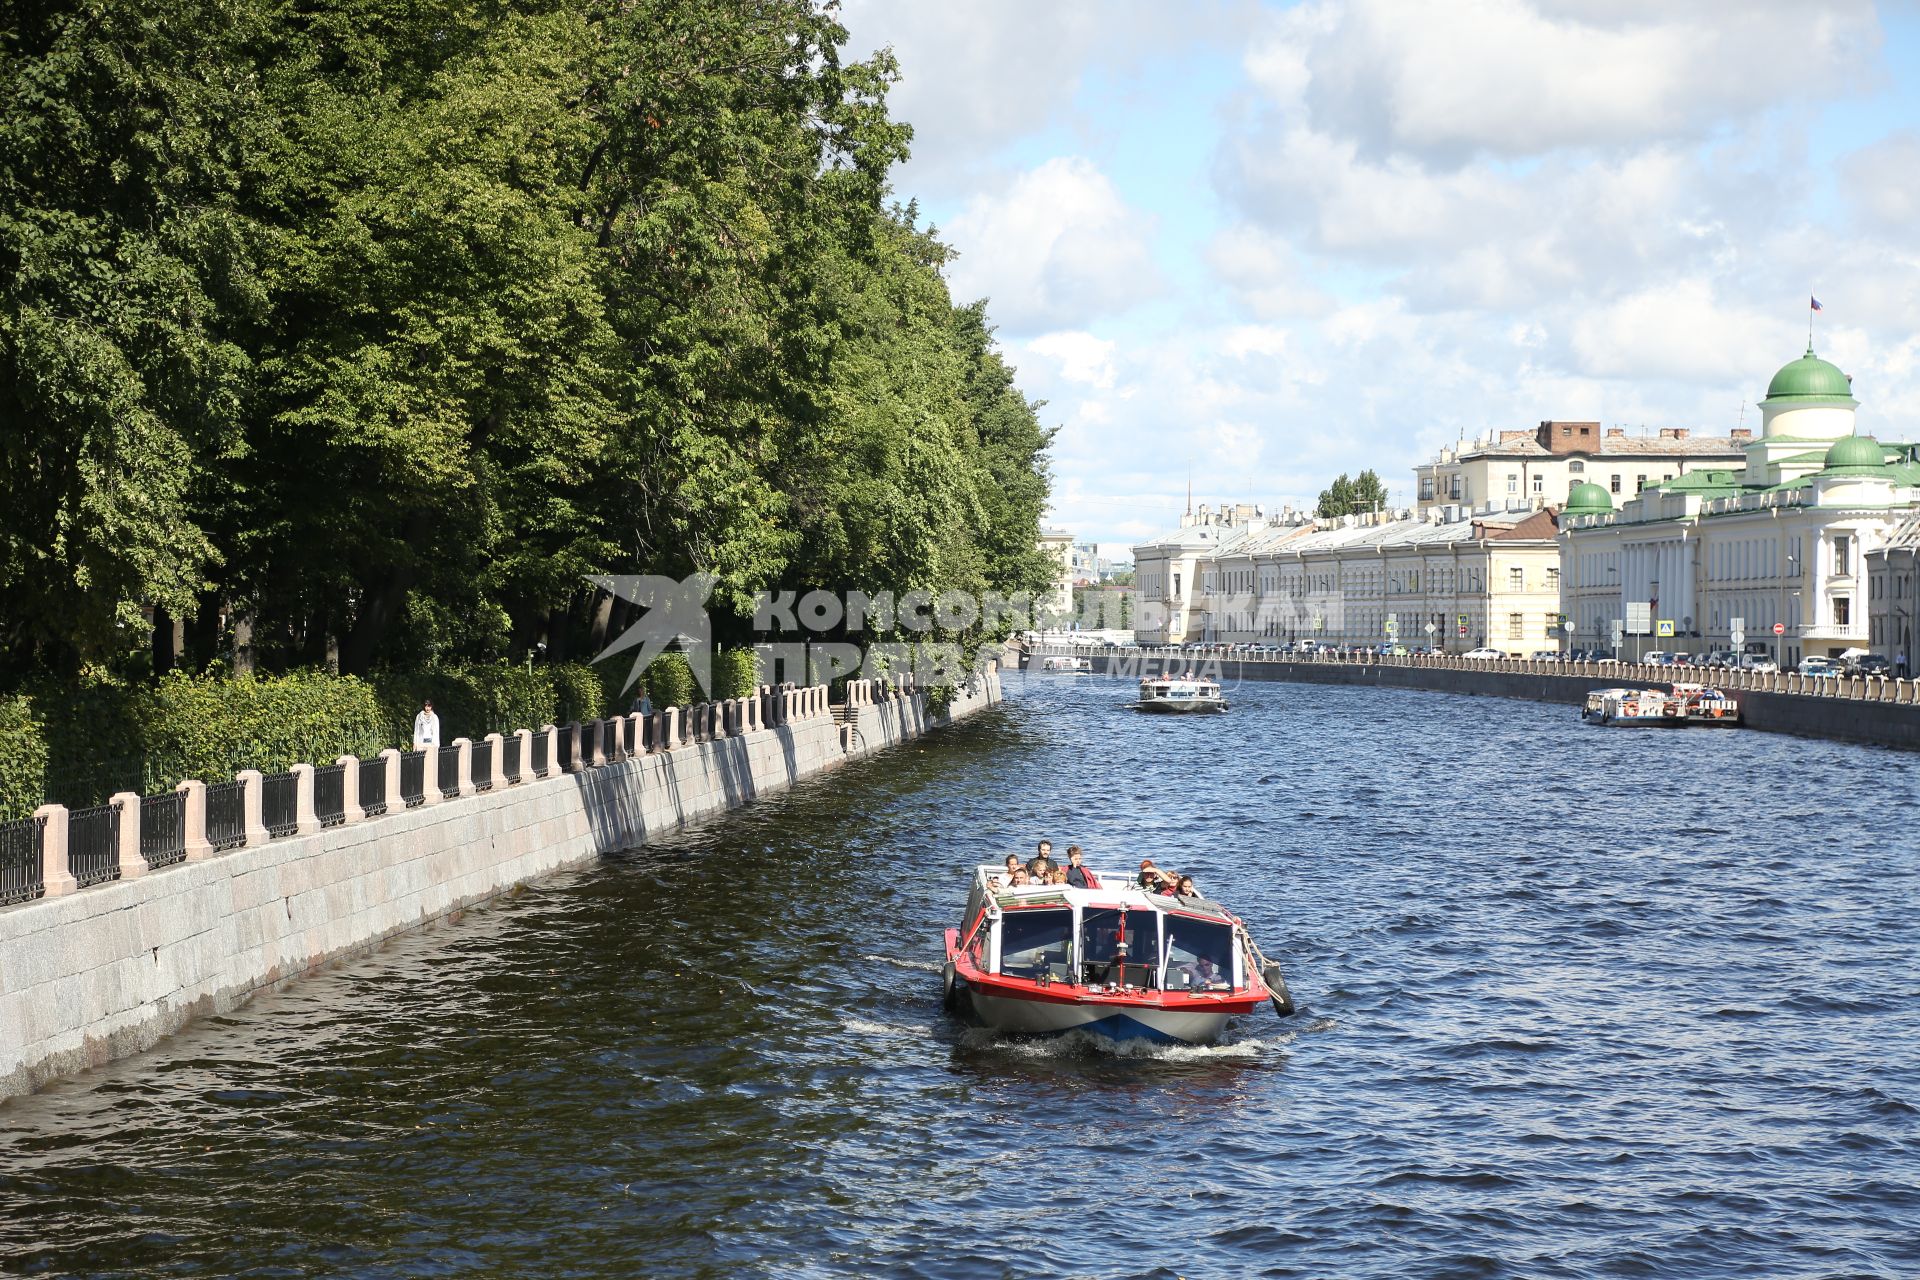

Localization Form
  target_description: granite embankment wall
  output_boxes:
[1043,648,1920,751]
[0,671,1000,1098]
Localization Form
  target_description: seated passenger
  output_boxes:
[1065,846,1094,888]
[985,875,1004,893]
[1184,955,1225,988]
[1027,839,1056,878]
[1136,858,1160,889]
[1156,873,1180,897]
[1004,853,1022,877]
[1048,868,1069,886]
[1009,868,1031,886]
[1174,875,1198,898]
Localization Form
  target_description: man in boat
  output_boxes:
[1065,845,1094,888]
[1184,955,1225,989]
[1027,840,1056,878]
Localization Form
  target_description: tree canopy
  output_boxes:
[1316,469,1388,519]
[0,0,1054,681]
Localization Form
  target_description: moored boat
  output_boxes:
[1581,686,1685,726]
[1669,682,1742,726]
[1135,676,1228,713]
[942,863,1292,1046]
[1041,655,1094,674]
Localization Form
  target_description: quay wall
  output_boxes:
[1042,648,1920,752]
[0,671,1001,1099]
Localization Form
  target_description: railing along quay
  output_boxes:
[1031,642,1920,708]
[2,683,837,913]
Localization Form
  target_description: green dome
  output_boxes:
[1821,434,1884,474]
[1564,481,1612,515]
[1764,348,1855,402]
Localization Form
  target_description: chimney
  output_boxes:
[1672,428,1689,439]
[1606,427,1626,438]
[1731,428,1752,440]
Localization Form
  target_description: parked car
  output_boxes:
[1798,656,1841,677]
[1462,647,1504,659]
[1527,650,1561,661]
[1736,656,1779,673]
[1849,654,1893,675]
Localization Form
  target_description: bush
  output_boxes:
[550,662,605,724]
[0,696,47,821]
[642,652,697,708]
[926,683,956,718]
[710,648,760,700]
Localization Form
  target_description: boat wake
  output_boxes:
[861,954,943,974]
[841,1015,926,1040]
[957,1020,1329,1061]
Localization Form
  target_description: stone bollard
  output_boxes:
[587,720,608,768]
[484,733,508,788]
[337,755,365,823]
[34,803,76,896]
[110,791,148,880]
[380,748,403,808]
[290,763,321,835]
[512,730,533,782]
[449,738,474,796]
[175,781,214,861]
[660,706,679,749]
[235,770,270,846]
[561,722,584,772]
[418,744,441,806]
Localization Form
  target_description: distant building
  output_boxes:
[1037,527,1074,621]
[1415,421,1748,516]
[1562,345,1920,664]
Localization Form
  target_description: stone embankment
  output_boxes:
[1031,645,1920,751]
[0,670,1001,1098]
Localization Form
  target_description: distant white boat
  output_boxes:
[1041,656,1093,674]
[1136,676,1228,714]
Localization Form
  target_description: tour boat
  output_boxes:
[1135,676,1228,713]
[941,863,1293,1046]
[1581,684,1741,727]
[1041,655,1094,674]
[1581,687,1685,726]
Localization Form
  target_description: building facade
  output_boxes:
[1560,347,1920,664]
[1135,505,1563,654]
[1037,528,1074,621]
[1415,421,1748,516]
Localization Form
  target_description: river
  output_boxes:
[3,673,1917,1278]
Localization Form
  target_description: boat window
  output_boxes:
[998,908,1073,981]
[1163,919,1236,991]
[1080,908,1161,987]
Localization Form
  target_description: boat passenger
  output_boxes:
[1009,868,1031,886]
[1156,873,1180,897]
[1136,858,1159,888]
[1048,868,1069,886]
[1065,846,1094,889]
[1003,854,1022,877]
[986,875,1004,893]
[1184,955,1223,989]
[1028,840,1056,878]
[1174,875,1198,898]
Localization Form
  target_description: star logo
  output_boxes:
[587,573,716,696]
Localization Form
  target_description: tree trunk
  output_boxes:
[231,606,256,677]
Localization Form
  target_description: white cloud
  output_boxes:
[1022,332,1119,390]
[1842,130,1920,234]
[1568,280,1783,383]
[1206,226,1332,318]
[944,157,1164,332]
[1256,0,1879,164]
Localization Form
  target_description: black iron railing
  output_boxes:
[141,791,187,868]
[400,751,426,808]
[68,802,121,888]
[262,771,298,838]
[471,739,493,791]
[531,732,550,777]
[314,764,347,827]
[601,720,618,761]
[502,735,522,783]
[438,744,462,798]
[207,780,247,850]
[359,757,389,817]
[623,717,637,757]
[0,816,44,905]
[557,729,575,772]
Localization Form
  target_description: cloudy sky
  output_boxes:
[837,0,1920,557]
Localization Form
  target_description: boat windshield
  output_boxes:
[1080,907,1161,987]
[1162,918,1236,990]
[999,908,1074,981]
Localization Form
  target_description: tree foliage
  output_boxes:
[1316,469,1389,519]
[0,0,1053,685]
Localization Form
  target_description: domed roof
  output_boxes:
[1821,434,1885,474]
[1764,348,1854,402]
[1564,481,1612,515]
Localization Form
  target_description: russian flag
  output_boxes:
[1811,296,1823,311]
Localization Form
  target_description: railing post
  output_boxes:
[111,791,149,880]
[663,706,682,748]
[418,745,441,806]
[562,721,585,772]
[380,749,403,807]
[236,769,269,846]
[34,803,76,896]
[484,733,507,787]
[453,738,476,797]
[511,731,531,783]
[175,780,214,861]
[337,755,365,824]
[291,763,320,835]
[585,721,607,767]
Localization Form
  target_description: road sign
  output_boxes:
[1626,602,1652,635]
[1731,628,1745,647]
[1424,622,1437,635]
[1612,619,1624,647]
[1656,619,1675,638]
[1773,622,1786,636]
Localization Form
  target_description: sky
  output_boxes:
[836,0,1920,559]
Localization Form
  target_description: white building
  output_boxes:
[1037,527,1075,621]
[1415,421,1748,516]
[1560,346,1920,664]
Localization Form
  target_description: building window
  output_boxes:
[1508,612,1523,639]
[1509,566,1523,590]
[1569,460,1585,473]
[1408,570,1419,591]
[1834,535,1851,577]
[1532,474,1544,494]
[1547,567,1559,588]
[1835,597,1851,626]
[1610,475,1622,494]
[1507,474,1519,494]
[1636,474,1647,492]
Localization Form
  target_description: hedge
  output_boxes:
[0,696,47,822]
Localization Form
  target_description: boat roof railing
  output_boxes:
[970,864,1233,920]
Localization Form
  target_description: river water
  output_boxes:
[3,673,1918,1278]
